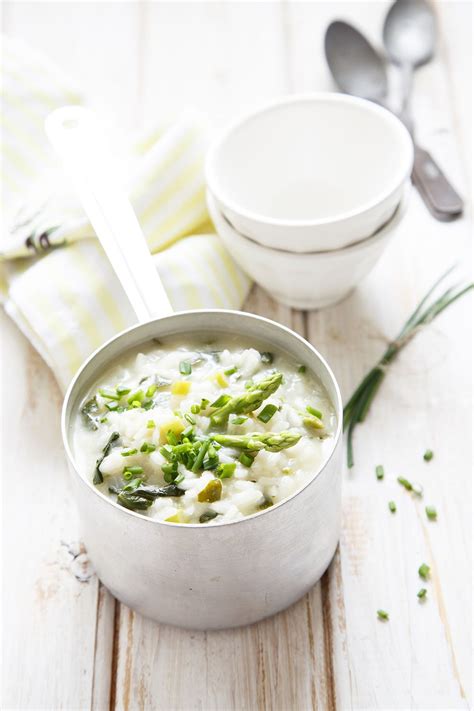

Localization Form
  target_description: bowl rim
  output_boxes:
[205,92,414,229]
[207,182,410,259]
[62,309,343,530]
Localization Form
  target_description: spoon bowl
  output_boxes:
[383,0,436,68]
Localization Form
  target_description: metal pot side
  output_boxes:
[63,310,343,630]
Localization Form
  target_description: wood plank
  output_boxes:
[0,313,100,709]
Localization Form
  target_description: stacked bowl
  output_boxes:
[206,94,413,309]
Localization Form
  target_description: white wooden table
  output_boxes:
[2,2,472,709]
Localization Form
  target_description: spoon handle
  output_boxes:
[45,106,174,323]
[411,145,463,220]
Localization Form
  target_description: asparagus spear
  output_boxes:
[212,431,301,452]
[210,372,283,426]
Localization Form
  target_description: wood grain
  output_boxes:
[1,1,472,709]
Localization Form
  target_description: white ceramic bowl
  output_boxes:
[206,93,413,253]
[207,185,410,310]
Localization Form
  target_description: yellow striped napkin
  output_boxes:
[1,37,251,390]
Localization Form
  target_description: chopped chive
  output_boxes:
[143,400,154,411]
[116,386,131,397]
[298,365,306,374]
[211,394,231,408]
[190,404,201,415]
[179,360,192,375]
[159,445,174,461]
[418,563,430,580]
[123,470,133,481]
[121,448,138,457]
[377,609,389,621]
[423,449,434,462]
[231,416,248,425]
[123,465,144,476]
[388,501,396,513]
[127,390,145,405]
[239,453,253,468]
[260,352,274,364]
[99,388,120,401]
[375,465,384,480]
[417,588,428,600]
[224,366,237,376]
[306,405,323,419]
[100,417,108,423]
[200,398,210,410]
[146,419,155,429]
[425,505,437,521]
[182,425,194,439]
[217,462,236,479]
[257,403,278,423]
[192,440,210,472]
[130,400,142,409]
[140,442,156,454]
[105,401,120,411]
[184,413,195,425]
[397,476,412,491]
[166,430,179,446]
[146,384,157,398]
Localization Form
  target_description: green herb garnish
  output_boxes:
[417,588,428,600]
[423,449,434,462]
[123,465,144,476]
[179,360,192,375]
[99,388,120,401]
[298,365,306,374]
[257,403,278,423]
[190,404,201,415]
[224,366,237,376]
[306,405,322,419]
[418,563,430,580]
[397,476,412,491]
[216,462,236,479]
[146,420,155,429]
[239,453,254,467]
[343,269,473,467]
[211,394,231,408]
[140,442,156,454]
[388,501,396,513]
[231,416,248,425]
[376,465,384,480]
[116,386,131,397]
[121,448,138,457]
[81,397,101,430]
[425,505,437,521]
[93,431,120,484]
[184,413,195,425]
[377,609,389,621]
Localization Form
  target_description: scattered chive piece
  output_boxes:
[184,413,195,425]
[417,588,428,600]
[257,403,278,423]
[105,401,120,411]
[231,416,248,425]
[182,425,194,438]
[211,394,231,408]
[224,366,237,376]
[190,404,200,415]
[192,440,210,472]
[127,390,144,405]
[121,448,138,457]
[388,500,396,513]
[261,352,274,364]
[146,384,157,398]
[146,420,155,429]
[123,471,133,481]
[100,417,108,423]
[123,465,143,476]
[239,453,253,467]
[116,386,131,397]
[425,505,437,521]
[298,365,306,374]
[179,360,192,375]
[377,609,389,621]
[217,462,236,479]
[200,398,210,410]
[423,449,434,462]
[130,400,142,409]
[99,388,120,400]
[418,563,430,580]
[376,465,385,480]
[397,476,412,491]
[306,405,323,419]
[166,430,179,446]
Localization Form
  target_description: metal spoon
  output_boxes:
[324,20,463,221]
[383,0,463,219]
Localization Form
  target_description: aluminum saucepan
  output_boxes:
[62,309,342,629]
[48,106,343,629]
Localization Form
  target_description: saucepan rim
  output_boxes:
[62,309,343,529]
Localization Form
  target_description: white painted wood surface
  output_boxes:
[1,2,471,709]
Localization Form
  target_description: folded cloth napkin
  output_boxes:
[1,36,251,391]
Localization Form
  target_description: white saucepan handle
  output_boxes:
[45,105,174,323]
